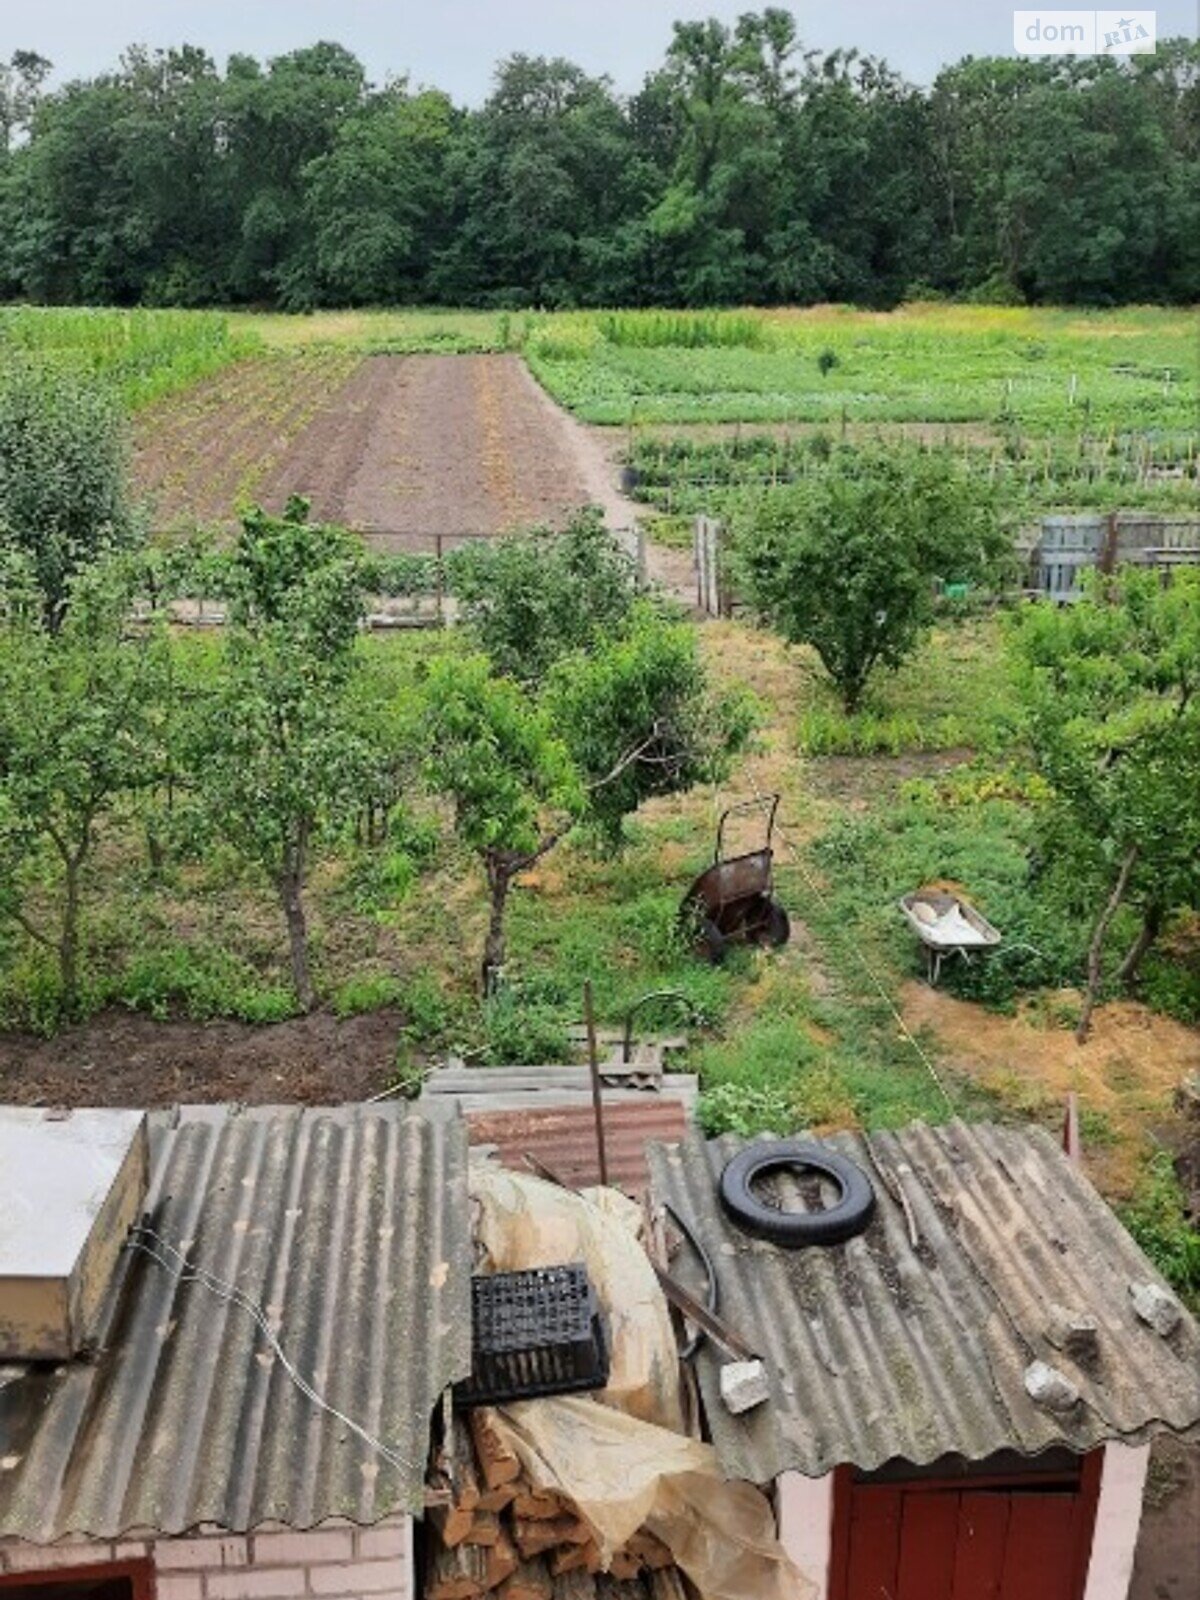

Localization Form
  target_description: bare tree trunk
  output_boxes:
[59,857,82,1013]
[277,825,315,1012]
[1076,844,1139,1044]
[482,855,512,997]
[145,821,166,880]
[1116,901,1163,987]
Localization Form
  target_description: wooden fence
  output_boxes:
[1031,514,1200,602]
[694,515,731,617]
[692,511,1200,616]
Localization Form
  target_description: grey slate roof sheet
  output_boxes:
[0,1103,472,1541]
[648,1120,1200,1482]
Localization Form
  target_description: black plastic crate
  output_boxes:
[456,1262,609,1406]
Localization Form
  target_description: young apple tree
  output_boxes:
[422,606,751,992]
[448,508,640,685]
[1012,568,1200,1042]
[0,552,171,1013]
[734,448,1006,711]
[185,502,375,1010]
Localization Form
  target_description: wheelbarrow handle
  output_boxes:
[716,794,780,863]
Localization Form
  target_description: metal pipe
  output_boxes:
[584,980,609,1187]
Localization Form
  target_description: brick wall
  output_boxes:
[0,1516,412,1600]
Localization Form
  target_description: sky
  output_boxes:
[1,0,1196,101]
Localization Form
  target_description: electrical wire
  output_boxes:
[743,775,960,1120]
[126,1223,418,1478]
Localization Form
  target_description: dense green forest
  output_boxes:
[1,14,1198,310]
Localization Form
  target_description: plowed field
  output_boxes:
[135,351,600,549]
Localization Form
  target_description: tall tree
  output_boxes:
[2,23,1197,307]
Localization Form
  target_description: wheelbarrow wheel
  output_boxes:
[763,898,790,948]
[696,916,728,964]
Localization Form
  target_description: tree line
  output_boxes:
[1,15,1197,311]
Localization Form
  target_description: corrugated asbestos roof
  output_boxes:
[466,1100,690,1197]
[0,1103,472,1541]
[648,1120,1200,1482]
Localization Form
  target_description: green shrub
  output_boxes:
[331,972,404,1017]
[448,510,639,685]
[481,991,573,1066]
[115,941,298,1023]
[597,311,767,350]
[698,1081,799,1136]
[1119,1153,1200,1308]
[0,361,138,626]
[0,950,76,1035]
[1139,956,1200,1026]
[395,972,472,1053]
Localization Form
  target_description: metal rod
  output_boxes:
[653,1265,759,1362]
[584,980,609,1187]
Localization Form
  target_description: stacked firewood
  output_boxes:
[427,1409,685,1600]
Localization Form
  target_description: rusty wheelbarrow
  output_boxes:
[680,796,791,962]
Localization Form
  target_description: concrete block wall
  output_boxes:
[0,1516,412,1600]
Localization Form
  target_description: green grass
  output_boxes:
[0,306,259,409]
[693,981,992,1137]
[239,307,512,354]
[807,788,1087,1007]
[13,302,1197,450]
[794,621,1019,756]
[525,304,1197,435]
[1119,1151,1200,1308]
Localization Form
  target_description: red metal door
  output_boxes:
[830,1456,1101,1600]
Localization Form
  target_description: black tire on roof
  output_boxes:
[719,1139,875,1247]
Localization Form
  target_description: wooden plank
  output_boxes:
[998,1494,1080,1600]
[468,1408,522,1491]
[428,1540,489,1600]
[511,1488,565,1520]
[896,1491,958,1600]
[484,1530,519,1592]
[951,1493,1010,1600]
[844,1487,902,1600]
[513,1514,591,1558]
[431,1502,477,1550]
[554,1574,597,1600]
[498,1561,552,1600]
[444,1086,698,1115]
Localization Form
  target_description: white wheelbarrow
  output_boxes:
[899,889,1001,986]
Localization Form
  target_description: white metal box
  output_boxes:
[0,1107,148,1360]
